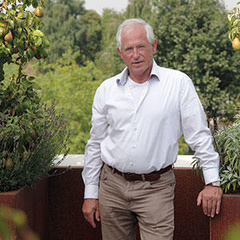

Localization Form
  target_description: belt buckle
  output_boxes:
[124,173,146,182]
[124,172,136,181]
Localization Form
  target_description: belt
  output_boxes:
[107,164,172,182]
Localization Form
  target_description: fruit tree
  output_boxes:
[0,0,69,192]
[0,0,49,78]
[228,2,240,50]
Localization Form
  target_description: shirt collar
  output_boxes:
[116,60,160,86]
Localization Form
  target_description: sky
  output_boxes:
[84,0,240,15]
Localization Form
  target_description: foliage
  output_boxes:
[228,2,240,43]
[0,0,70,192]
[0,206,39,240]
[0,0,49,76]
[79,10,102,62]
[0,98,70,192]
[192,115,240,194]
[125,0,153,19]
[215,115,240,193]
[41,0,102,65]
[152,0,240,130]
[94,9,125,78]
[33,56,103,154]
[178,136,193,155]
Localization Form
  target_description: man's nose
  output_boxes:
[133,48,140,58]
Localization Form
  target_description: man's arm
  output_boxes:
[179,74,223,216]
[82,85,108,227]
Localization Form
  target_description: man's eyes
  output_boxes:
[125,46,146,52]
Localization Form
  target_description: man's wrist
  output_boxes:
[206,181,221,187]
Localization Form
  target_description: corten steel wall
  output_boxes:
[47,167,102,240]
[0,178,48,240]
[210,194,240,240]
[174,168,209,240]
[47,167,209,240]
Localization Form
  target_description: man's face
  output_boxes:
[117,24,157,83]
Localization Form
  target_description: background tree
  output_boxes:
[42,0,85,64]
[79,10,102,62]
[95,9,125,78]
[34,57,103,153]
[42,0,102,65]
[125,0,152,19]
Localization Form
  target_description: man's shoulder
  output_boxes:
[156,65,191,84]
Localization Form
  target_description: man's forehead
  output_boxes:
[122,23,145,34]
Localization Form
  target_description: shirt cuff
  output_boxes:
[84,184,99,199]
[202,167,220,185]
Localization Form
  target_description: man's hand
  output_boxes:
[82,199,100,228]
[197,186,223,217]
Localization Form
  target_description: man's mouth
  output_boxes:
[132,61,143,66]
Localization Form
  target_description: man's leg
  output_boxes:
[132,169,176,240]
[99,165,137,240]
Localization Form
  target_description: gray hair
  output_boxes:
[116,18,155,51]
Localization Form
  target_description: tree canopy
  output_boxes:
[42,0,102,65]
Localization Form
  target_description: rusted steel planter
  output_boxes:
[210,194,240,240]
[0,178,48,240]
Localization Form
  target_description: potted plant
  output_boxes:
[192,114,240,240]
[0,0,69,238]
[209,114,240,240]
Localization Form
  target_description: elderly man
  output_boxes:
[82,18,222,240]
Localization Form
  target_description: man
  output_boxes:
[82,18,222,240]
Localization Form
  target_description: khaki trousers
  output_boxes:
[99,164,176,240]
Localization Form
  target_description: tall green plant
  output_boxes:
[192,115,240,194]
[216,115,240,193]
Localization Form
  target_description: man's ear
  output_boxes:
[117,47,121,55]
[152,38,157,54]
[117,47,123,59]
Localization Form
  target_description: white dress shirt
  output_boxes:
[82,60,220,199]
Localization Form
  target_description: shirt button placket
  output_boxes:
[132,111,138,148]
